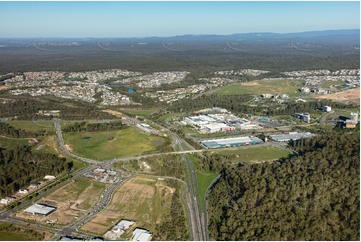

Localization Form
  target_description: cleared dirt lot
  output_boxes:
[80,176,175,236]
[315,88,360,104]
[101,109,126,118]
[16,178,105,225]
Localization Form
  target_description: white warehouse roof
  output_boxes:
[269,132,316,142]
[114,220,135,231]
[132,228,152,241]
[24,204,56,216]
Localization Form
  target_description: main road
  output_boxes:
[53,117,208,240]
[2,117,291,240]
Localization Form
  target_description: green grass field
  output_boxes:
[0,231,36,241]
[320,80,344,88]
[160,112,182,122]
[0,223,44,241]
[214,79,304,95]
[121,108,158,117]
[196,170,219,211]
[0,136,29,149]
[215,146,291,162]
[63,127,167,160]
[8,120,54,132]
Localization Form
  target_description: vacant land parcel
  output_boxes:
[63,127,167,160]
[214,79,304,95]
[16,177,105,225]
[315,87,360,104]
[80,177,182,237]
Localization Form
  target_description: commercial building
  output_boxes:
[132,228,152,241]
[201,136,263,149]
[269,132,316,142]
[24,203,56,216]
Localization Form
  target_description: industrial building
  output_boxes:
[340,112,359,129]
[293,113,311,123]
[104,220,135,240]
[351,112,359,122]
[269,132,316,142]
[44,175,56,180]
[18,189,29,194]
[345,120,357,129]
[199,123,234,134]
[201,136,263,149]
[132,228,152,241]
[182,109,261,134]
[0,197,16,205]
[322,106,332,112]
[59,236,83,241]
[24,203,56,216]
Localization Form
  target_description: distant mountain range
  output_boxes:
[1,29,359,43]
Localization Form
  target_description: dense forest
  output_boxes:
[0,145,73,196]
[207,131,359,240]
[0,99,113,120]
[0,122,45,138]
[153,180,189,241]
[0,38,359,74]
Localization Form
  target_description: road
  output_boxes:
[173,134,207,241]
[53,118,205,240]
[1,116,296,241]
[51,175,126,240]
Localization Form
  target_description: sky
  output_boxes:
[0,1,359,38]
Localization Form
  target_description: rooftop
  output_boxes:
[24,203,56,216]
[269,132,316,142]
[132,228,152,241]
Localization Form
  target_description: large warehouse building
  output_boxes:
[269,132,316,142]
[24,203,56,216]
[201,136,263,149]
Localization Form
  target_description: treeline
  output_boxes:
[168,94,255,114]
[63,121,124,132]
[207,131,360,240]
[0,99,114,120]
[154,180,189,241]
[168,94,355,116]
[0,122,45,138]
[0,145,73,196]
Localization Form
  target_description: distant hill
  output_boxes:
[0,29,359,74]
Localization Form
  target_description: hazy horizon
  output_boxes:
[0,28,359,39]
[0,1,359,38]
